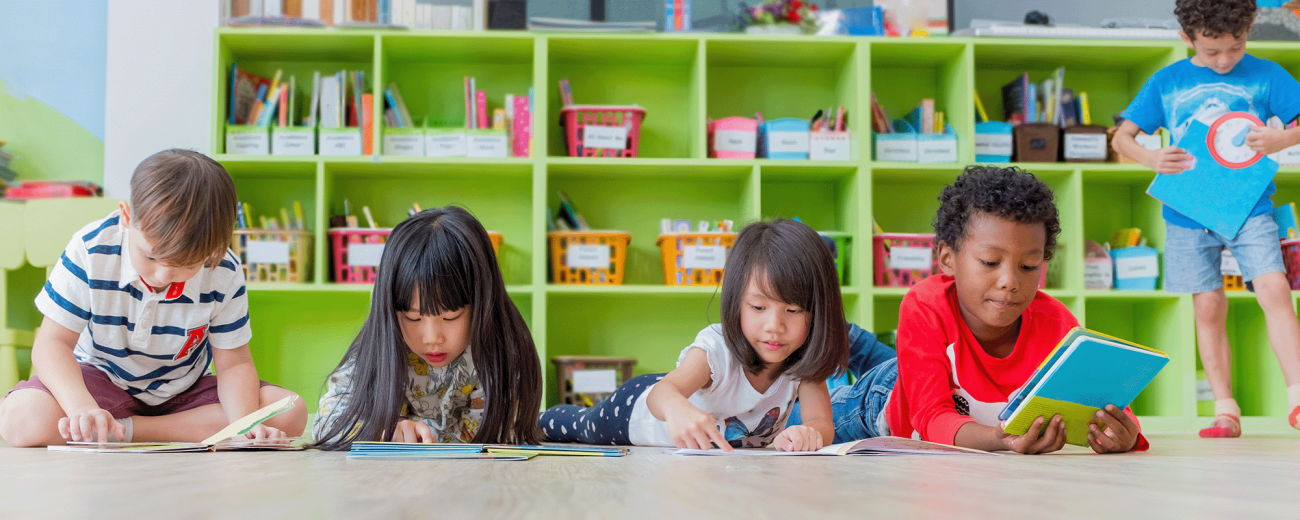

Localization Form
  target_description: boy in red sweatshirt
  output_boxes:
[794,165,1147,454]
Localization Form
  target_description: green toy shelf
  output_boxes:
[177,28,1300,433]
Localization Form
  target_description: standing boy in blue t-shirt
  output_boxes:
[1114,0,1300,437]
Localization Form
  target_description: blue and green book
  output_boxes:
[999,328,1168,446]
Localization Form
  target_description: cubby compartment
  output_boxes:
[215,32,376,155]
[870,41,971,162]
[1081,166,1168,291]
[323,160,533,285]
[379,34,534,149]
[706,39,858,161]
[973,41,1179,162]
[547,38,701,159]
[872,164,1076,290]
[547,161,755,286]
[759,165,861,285]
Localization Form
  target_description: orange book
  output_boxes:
[279,86,288,127]
[321,0,334,25]
[361,93,374,155]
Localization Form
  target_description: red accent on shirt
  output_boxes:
[886,275,1148,451]
[165,281,185,300]
[175,325,207,361]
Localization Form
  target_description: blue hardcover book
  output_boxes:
[1147,117,1278,238]
[1274,203,1298,240]
[999,328,1168,446]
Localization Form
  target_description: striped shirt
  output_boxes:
[34,210,252,406]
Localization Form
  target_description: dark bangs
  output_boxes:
[388,217,478,317]
[720,219,848,381]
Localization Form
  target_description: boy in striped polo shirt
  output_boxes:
[0,149,306,446]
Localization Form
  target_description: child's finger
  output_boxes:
[1091,423,1121,452]
[58,417,71,440]
[415,422,434,443]
[1088,431,1109,454]
[1033,416,1062,454]
[1099,406,1133,440]
[712,423,733,452]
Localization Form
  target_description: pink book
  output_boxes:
[476,90,488,130]
[513,95,530,157]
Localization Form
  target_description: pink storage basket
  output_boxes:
[708,117,758,159]
[560,105,646,158]
[329,228,392,284]
[873,233,1048,288]
[1283,239,1300,289]
[873,234,940,287]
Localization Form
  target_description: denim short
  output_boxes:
[1164,214,1285,294]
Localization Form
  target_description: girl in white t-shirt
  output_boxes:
[539,219,848,451]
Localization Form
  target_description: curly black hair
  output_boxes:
[932,165,1060,261]
[1176,0,1256,40]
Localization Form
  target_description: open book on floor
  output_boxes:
[347,442,627,461]
[999,327,1169,446]
[49,395,299,453]
[674,436,994,456]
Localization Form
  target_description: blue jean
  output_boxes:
[787,323,898,443]
[1164,214,1285,293]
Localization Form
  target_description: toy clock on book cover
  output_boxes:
[1207,111,1267,168]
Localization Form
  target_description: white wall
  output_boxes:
[104,0,221,199]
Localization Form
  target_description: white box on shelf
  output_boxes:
[318,127,363,156]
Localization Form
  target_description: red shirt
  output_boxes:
[886,275,1148,451]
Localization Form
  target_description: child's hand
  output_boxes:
[1087,405,1140,454]
[1246,125,1295,155]
[241,424,286,441]
[997,414,1066,455]
[59,407,124,443]
[1150,146,1194,174]
[391,419,436,443]
[772,425,823,452]
[665,403,732,452]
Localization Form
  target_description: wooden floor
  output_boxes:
[3,436,1300,519]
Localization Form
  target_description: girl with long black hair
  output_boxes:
[312,206,542,450]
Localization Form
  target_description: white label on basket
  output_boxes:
[567,245,610,269]
[319,131,362,156]
[572,369,618,393]
[583,125,629,150]
[227,133,269,155]
[245,241,290,265]
[715,130,756,153]
[349,243,386,267]
[683,245,727,269]
[426,133,467,157]
[467,134,509,158]
[975,133,1013,157]
[809,133,851,161]
[383,134,424,156]
[1084,259,1113,289]
[889,247,931,271]
[272,131,314,156]
[1064,134,1108,160]
[1220,249,1242,277]
[1115,255,1157,280]
[768,131,810,153]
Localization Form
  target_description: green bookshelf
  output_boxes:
[204,28,1300,434]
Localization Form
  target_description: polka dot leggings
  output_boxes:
[538,373,664,445]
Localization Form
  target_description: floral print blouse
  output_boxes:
[313,350,486,444]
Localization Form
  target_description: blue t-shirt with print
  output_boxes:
[1122,54,1300,230]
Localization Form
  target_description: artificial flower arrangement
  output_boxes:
[740,0,820,34]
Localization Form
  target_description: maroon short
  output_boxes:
[5,363,276,419]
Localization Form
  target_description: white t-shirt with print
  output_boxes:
[628,325,800,448]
